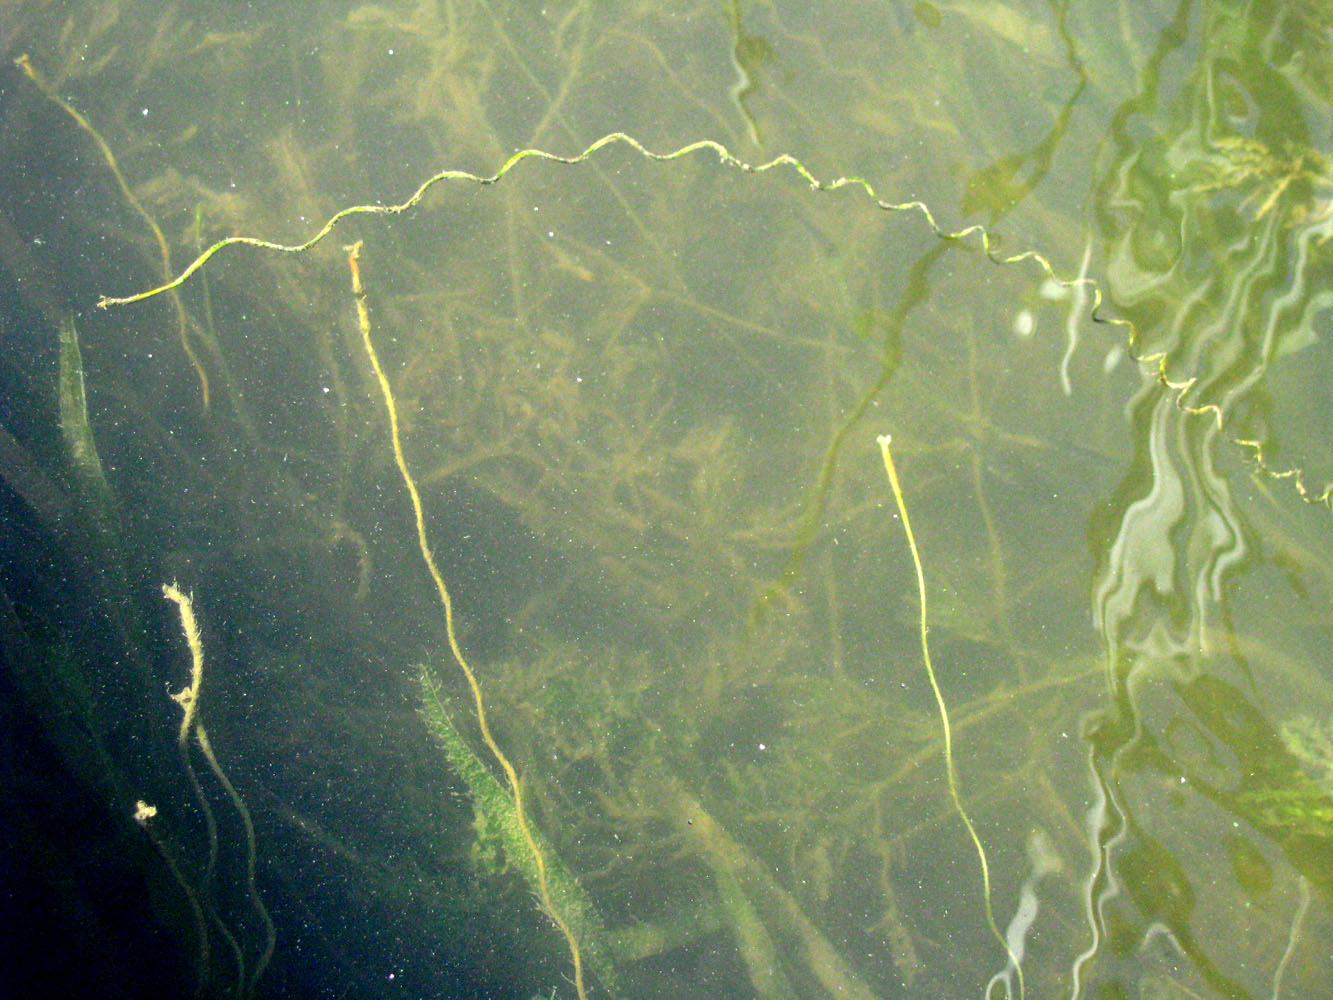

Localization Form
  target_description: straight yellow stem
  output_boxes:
[877,434,1023,1000]
[346,241,588,1000]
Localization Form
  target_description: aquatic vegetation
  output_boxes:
[2,2,1331,998]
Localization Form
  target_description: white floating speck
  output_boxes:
[1012,309,1035,338]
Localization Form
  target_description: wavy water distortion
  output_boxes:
[4,7,1331,1000]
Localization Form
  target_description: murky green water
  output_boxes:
[2,2,1330,998]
